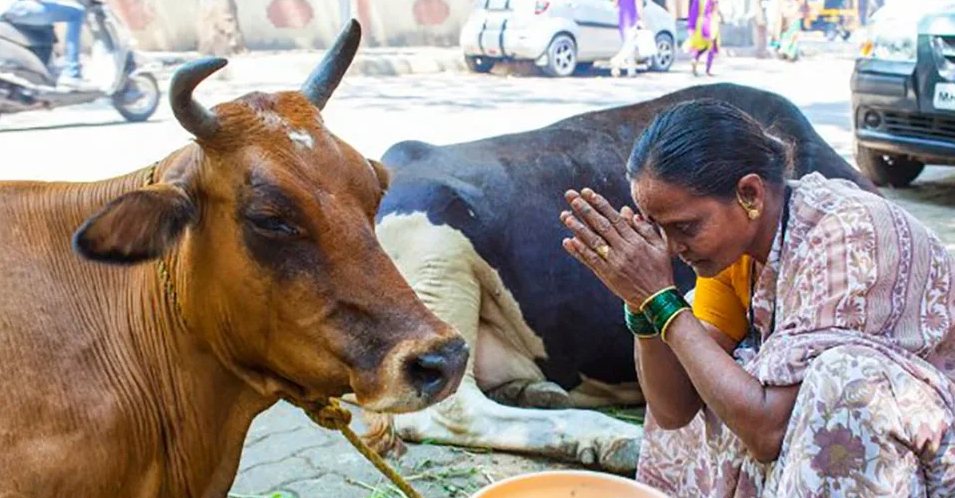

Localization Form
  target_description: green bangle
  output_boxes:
[623,303,658,338]
[642,288,691,338]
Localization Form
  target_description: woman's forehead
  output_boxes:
[632,176,687,208]
[632,177,711,222]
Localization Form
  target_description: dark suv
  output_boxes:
[851,2,955,187]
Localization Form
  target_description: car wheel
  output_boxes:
[544,34,577,77]
[465,56,496,73]
[855,143,925,188]
[649,32,675,72]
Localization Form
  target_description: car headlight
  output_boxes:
[858,11,924,62]
[860,31,918,61]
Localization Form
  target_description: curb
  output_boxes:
[143,48,468,82]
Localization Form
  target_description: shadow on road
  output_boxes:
[0,118,166,134]
[883,172,955,211]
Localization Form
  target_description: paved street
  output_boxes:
[2,52,954,497]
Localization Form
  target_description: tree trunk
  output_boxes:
[197,0,245,56]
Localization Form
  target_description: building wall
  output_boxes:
[103,0,764,52]
[105,0,476,51]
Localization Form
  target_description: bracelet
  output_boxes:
[623,303,658,339]
[640,285,677,312]
[660,308,691,343]
[642,287,691,341]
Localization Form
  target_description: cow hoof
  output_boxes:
[579,446,597,465]
[599,436,641,474]
[486,380,527,406]
[487,380,571,408]
[520,381,571,408]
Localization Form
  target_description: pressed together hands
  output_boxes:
[563,189,800,462]
[559,188,675,309]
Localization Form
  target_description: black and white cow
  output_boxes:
[362,83,879,473]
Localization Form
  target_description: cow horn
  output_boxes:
[170,57,227,139]
[301,19,361,109]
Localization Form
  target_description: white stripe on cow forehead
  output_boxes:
[288,130,315,150]
[256,110,315,150]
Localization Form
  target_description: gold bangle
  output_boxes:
[640,285,677,312]
[660,307,691,344]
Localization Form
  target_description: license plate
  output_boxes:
[933,82,955,111]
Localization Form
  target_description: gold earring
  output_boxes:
[737,195,760,221]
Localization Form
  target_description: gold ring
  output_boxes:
[596,245,610,260]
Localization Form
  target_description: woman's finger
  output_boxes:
[563,237,603,275]
[561,209,612,256]
[656,221,671,252]
[629,213,666,249]
[618,206,659,247]
[621,205,636,225]
[569,236,610,274]
[581,189,639,242]
[566,191,624,248]
[562,237,591,268]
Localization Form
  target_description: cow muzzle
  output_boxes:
[359,335,469,413]
[405,338,468,400]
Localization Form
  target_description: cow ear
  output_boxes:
[72,184,198,265]
[369,159,392,192]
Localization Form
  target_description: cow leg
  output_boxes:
[392,379,643,474]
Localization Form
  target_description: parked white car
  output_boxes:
[460,0,678,77]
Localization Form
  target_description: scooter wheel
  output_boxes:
[112,72,161,123]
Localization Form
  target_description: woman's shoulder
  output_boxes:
[790,172,947,253]
[789,171,890,220]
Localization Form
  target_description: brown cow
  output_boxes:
[0,20,467,498]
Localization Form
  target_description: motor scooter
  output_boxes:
[0,0,160,122]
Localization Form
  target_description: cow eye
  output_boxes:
[247,214,299,237]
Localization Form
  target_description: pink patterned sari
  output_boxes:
[636,172,955,497]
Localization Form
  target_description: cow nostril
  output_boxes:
[407,353,447,395]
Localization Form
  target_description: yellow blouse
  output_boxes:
[691,255,753,343]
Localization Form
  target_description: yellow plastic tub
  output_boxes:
[471,470,672,498]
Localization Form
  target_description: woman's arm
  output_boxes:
[634,319,737,429]
[636,246,747,428]
[662,312,799,463]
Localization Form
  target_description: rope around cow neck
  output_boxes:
[142,164,424,498]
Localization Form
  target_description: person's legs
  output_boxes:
[767,345,955,496]
[691,47,707,76]
[3,0,86,79]
[41,1,87,79]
